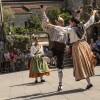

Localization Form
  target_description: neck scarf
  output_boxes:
[73,24,84,39]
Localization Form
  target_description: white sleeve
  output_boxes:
[40,46,44,55]
[54,26,73,34]
[42,11,56,35]
[30,46,35,57]
[42,11,49,31]
[84,15,95,30]
[42,11,49,23]
[42,23,55,35]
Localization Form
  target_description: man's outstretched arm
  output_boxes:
[40,5,56,33]
[41,5,49,24]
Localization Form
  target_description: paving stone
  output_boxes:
[0,66,100,100]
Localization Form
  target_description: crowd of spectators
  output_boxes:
[0,35,99,74]
[0,48,31,74]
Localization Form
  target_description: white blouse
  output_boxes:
[42,12,95,44]
[30,45,44,57]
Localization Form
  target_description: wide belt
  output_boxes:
[52,41,66,52]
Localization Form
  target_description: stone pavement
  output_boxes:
[0,66,100,100]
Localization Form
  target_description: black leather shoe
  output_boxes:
[58,85,63,91]
[41,79,46,82]
[35,80,39,83]
[86,84,93,90]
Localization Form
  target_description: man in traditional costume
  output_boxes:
[41,6,97,90]
[41,5,68,91]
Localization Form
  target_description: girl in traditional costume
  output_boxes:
[29,37,50,83]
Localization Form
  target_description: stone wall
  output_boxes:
[68,0,83,10]
[64,0,100,10]
[97,0,100,8]
[13,14,31,27]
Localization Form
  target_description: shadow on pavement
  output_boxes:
[10,82,43,87]
[95,74,100,76]
[7,88,85,100]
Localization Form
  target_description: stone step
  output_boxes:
[64,64,73,67]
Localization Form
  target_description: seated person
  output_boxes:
[92,36,100,64]
[93,36,100,52]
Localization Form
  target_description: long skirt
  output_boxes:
[29,54,50,78]
[72,40,95,81]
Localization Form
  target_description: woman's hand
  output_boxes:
[94,20,100,24]
[92,10,98,15]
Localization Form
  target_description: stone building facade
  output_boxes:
[2,0,63,27]
[2,0,100,27]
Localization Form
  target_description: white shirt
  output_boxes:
[30,44,44,57]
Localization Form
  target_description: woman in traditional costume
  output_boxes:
[29,37,50,83]
[41,6,97,90]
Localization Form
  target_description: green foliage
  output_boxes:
[47,8,60,24]
[3,6,15,22]
[13,26,29,35]
[27,15,43,32]
[80,12,90,23]
[15,36,29,51]
[7,35,30,51]
[3,6,15,35]
[59,12,72,25]
[4,22,9,35]
[12,15,43,35]
[47,7,71,25]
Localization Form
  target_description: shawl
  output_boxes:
[73,24,84,39]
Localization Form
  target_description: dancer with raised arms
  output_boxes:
[41,5,97,90]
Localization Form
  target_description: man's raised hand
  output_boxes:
[40,5,44,8]
[40,5,47,12]
[93,10,98,15]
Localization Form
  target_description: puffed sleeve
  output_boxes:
[30,46,35,57]
[40,46,44,55]
[84,15,95,30]
[42,11,49,23]
[42,11,51,32]
[42,11,58,35]
[54,26,73,34]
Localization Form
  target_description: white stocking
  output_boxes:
[86,77,91,85]
[58,69,63,85]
